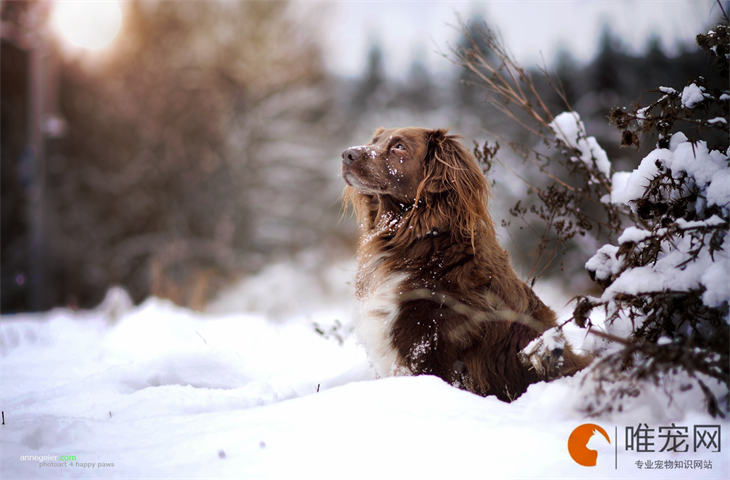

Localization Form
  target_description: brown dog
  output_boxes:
[342,127,589,401]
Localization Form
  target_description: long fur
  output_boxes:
[343,127,589,401]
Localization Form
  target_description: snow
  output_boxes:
[617,226,651,244]
[602,231,730,307]
[206,252,355,322]
[707,168,730,209]
[609,134,730,212]
[675,215,726,230]
[680,83,705,109]
[1,258,728,479]
[659,86,677,94]
[609,148,665,206]
[668,139,730,210]
[669,131,689,151]
[669,140,724,186]
[549,111,611,179]
[585,244,621,282]
[520,326,566,375]
[600,131,730,309]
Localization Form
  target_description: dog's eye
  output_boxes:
[393,143,405,151]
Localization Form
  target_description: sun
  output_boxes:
[51,0,123,51]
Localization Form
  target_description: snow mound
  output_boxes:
[1,260,727,478]
[206,251,356,323]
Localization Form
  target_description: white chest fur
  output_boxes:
[354,255,409,377]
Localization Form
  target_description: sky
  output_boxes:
[318,0,723,79]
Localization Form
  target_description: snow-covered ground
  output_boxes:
[1,254,727,479]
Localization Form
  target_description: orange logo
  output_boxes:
[568,423,611,466]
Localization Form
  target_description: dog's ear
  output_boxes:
[422,129,461,193]
[417,128,491,243]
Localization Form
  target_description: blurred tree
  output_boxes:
[400,46,434,111]
[4,0,722,312]
[32,0,337,309]
[454,13,494,109]
[645,33,668,67]
[353,40,385,109]
[590,24,625,94]
[1,0,57,311]
[553,47,577,106]
[0,9,31,312]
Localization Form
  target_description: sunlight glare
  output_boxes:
[51,0,123,51]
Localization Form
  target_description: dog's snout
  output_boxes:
[342,147,360,166]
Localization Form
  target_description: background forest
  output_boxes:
[1,0,726,312]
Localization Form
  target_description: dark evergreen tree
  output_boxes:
[591,24,624,93]
[454,13,494,109]
[401,47,434,111]
[353,41,385,109]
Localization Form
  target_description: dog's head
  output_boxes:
[341,127,429,201]
[342,127,490,241]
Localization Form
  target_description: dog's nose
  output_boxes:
[342,147,359,166]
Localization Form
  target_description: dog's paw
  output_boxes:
[518,327,567,378]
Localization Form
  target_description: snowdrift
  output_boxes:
[1,259,727,479]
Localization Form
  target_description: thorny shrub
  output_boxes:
[457,18,729,416]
